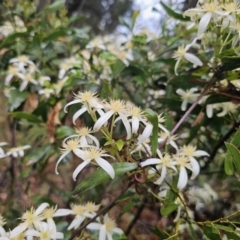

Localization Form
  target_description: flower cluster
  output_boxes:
[0,202,123,240]
[0,142,30,159]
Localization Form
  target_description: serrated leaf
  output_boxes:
[9,89,29,111]
[224,151,234,176]
[159,2,190,21]
[10,112,43,123]
[55,126,76,139]
[225,142,240,176]
[73,162,138,195]
[112,59,126,78]
[160,202,178,216]
[116,139,124,151]
[145,108,158,156]
[231,127,240,147]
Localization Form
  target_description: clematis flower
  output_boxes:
[137,123,153,145]
[173,38,203,75]
[68,202,100,230]
[140,150,177,185]
[184,2,226,36]
[10,203,49,238]
[17,73,38,91]
[38,88,55,99]
[6,145,31,158]
[64,127,100,147]
[93,99,131,140]
[87,214,123,240]
[158,132,178,151]
[176,88,199,111]
[73,147,115,180]
[55,138,83,175]
[174,155,200,190]
[178,145,209,180]
[0,142,7,158]
[64,91,104,124]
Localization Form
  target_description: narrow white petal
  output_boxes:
[55,151,70,174]
[170,140,179,151]
[19,80,28,91]
[132,116,140,134]
[189,157,200,180]
[107,232,113,240]
[87,135,100,147]
[113,227,124,234]
[54,209,73,217]
[64,100,81,112]
[68,216,84,230]
[99,225,107,240]
[206,104,213,118]
[193,150,209,157]
[87,222,101,230]
[73,148,85,158]
[10,222,28,238]
[72,161,90,181]
[174,58,181,75]
[120,113,132,140]
[72,107,88,124]
[176,89,185,96]
[154,166,167,185]
[138,123,153,144]
[94,111,114,131]
[184,53,202,66]
[35,202,49,215]
[140,158,161,167]
[177,166,188,190]
[95,158,115,179]
[198,12,212,36]
[5,74,13,85]
[181,99,188,111]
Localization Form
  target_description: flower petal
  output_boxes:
[73,107,88,124]
[55,151,70,174]
[198,12,212,36]
[140,158,161,167]
[72,161,90,181]
[94,111,114,132]
[177,166,188,190]
[95,158,115,179]
[184,53,202,67]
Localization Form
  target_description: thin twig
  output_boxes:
[69,180,134,240]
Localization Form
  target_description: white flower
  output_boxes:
[73,147,115,180]
[140,150,177,185]
[6,145,31,158]
[173,39,203,75]
[9,55,35,72]
[158,114,169,133]
[55,138,84,175]
[17,73,38,91]
[184,2,226,36]
[158,132,178,151]
[0,142,7,158]
[64,91,104,124]
[86,37,106,50]
[68,202,100,230]
[38,76,51,86]
[131,138,152,155]
[87,214,123,240]
[38,88,55,99]
[176,88,199,111]
[64,127,100,147]
[42,206,72,234]
[58,57,81,79]
[137,123,153,145]
[10,203,49,238]
[206,102,238,118]
[94,99,131,140]
[5,66,20,86]
[26,222,63,240]
[174,155,200,190]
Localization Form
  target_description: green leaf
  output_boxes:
[116,139,124,151]
[224,151,234,176]
[225,143,240,176]
[44,29,67,42]
[112,59,126,78]
[132,35,147,45]
[213,224,234,232]
[145,109,159,156]
[131,10,140,30]
[231,127,240,148]
[44,0,65,11]
[9,89,29,111]
[159,2,190,21]
[203,225,222,240]
[160,202,178,216]
[10,112,43,123]
[73,162,138,195]
[150,227,169,239]
[225,232,240,240]
[55,126,76,139]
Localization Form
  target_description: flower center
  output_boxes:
[109,100,125,112]
[72,204,85,215]
[176,156,189,167]
[64,139,80,151]
[105,218,116,233]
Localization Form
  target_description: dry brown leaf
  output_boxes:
[23,93,39,112]
[191,111,205,127]
[47,101,62,143]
